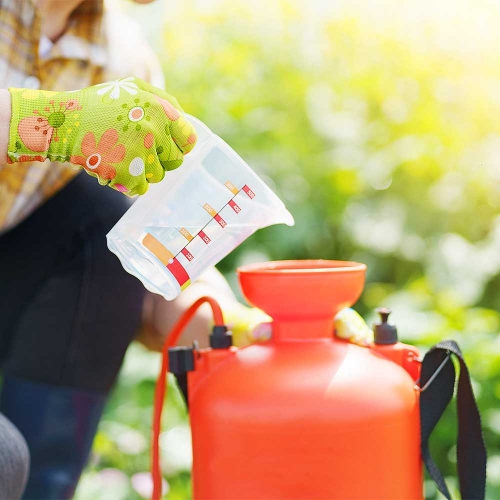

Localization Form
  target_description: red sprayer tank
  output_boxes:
[185,260,423,499]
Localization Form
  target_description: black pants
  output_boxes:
[0,171,146,391]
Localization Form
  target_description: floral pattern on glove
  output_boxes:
[8,77,197,196]
[17,99,82,152]
[70,129,125,181]
[117,98,151,132]
[96,77,139,100]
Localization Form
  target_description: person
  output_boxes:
[0,1,266,498]
[0,2,364,498]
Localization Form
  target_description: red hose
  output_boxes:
[151,296,224,500]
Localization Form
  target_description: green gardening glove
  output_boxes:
[223,306,272,347]
[7,77,197,196]
[334,308,374,346]
[228,307,374,348]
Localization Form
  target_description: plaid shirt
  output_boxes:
[0,0,163,232]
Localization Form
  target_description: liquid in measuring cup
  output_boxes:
[107,115,294,300]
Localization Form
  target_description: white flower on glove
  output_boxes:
[96,77,139,100]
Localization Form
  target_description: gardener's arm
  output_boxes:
[0,89,11,165]
[137,267,272,350]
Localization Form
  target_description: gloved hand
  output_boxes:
[229,307,374,348]
[334,308,374,346]
[224,307,272,348]
[7,77,196,196]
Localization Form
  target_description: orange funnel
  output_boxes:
[237,260,367,340]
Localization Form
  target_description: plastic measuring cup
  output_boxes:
[107,114,295,300]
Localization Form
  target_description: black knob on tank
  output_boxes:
[210,325,233,349]
[373,307,398,345]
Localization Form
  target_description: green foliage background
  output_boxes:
[76,0,500,498]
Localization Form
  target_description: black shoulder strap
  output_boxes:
[419,340,487,500]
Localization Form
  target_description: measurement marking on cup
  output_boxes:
[181,248,195,262]
[225,181,239,195]
[142,182,257,290]
[166,258,190,288]
[178,227,194,241]
[242,185,256,199]
[198,230,211,244]
[141,233,190,288]
[203,203,217,217]
[215,215,227,228]
[229,200,241,214]
[141,233,174,265]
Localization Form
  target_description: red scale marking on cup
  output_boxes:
[229,200,241,214]
[166,258,190,287]
[214,214,227,228]
[198,230,211,245]
[181,247,195,262]
[242,185,256,199]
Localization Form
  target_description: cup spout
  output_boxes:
[258,205,295,230]
[272,208,295,227]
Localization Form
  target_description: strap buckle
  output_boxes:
[414,351,451,393]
